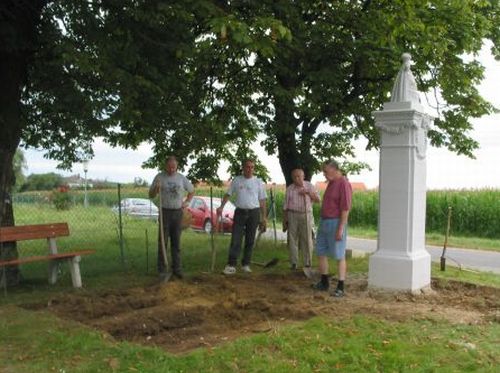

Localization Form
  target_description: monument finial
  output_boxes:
[390,53,421,104]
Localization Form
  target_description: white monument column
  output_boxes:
[368,53,433,291]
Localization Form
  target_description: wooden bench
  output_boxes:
[0,223,95,288]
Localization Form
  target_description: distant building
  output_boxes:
[64,174,93,189]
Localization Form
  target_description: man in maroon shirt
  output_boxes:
[313,160,352,297]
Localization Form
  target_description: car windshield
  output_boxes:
[122,199,157,208]
[133,200,149,205]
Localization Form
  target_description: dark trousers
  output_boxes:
[158,208,183,273]
[228,208,261,266]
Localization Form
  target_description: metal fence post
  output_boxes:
[145,228,149,273]
[117,183,125,266]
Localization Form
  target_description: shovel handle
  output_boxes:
[158,182,168,270]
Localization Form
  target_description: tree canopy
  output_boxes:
[1,0,499,199]
[1,0,498,285]
[20,172,63,192]
[193,0,500,183]
[0,0,287,220]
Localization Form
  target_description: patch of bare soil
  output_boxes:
[22,273,500,354]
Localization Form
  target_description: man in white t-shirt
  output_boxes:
[217,159,267,275]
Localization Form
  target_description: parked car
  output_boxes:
[186,196,235,233]
[112,198,159,219]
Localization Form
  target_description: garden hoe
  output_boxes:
[251,257,279,268]
[253,215,269,250]
[251,224,279,269]
[158,182,172,283]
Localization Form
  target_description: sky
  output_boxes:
[24,43,499,190]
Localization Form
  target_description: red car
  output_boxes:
[186,196,235,233]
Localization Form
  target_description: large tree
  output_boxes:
[196,0,499,184]
[1,1,499,284]
[1,1,284,209]
[0,0,286,284]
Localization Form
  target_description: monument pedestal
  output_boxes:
[367,54,434,291]
[369,249,430,291]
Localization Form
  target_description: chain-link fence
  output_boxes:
[9,184,162,283]
[7,180,493,286]
[6,182,298,285]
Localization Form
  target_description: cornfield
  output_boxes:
[13,186,500,239]
[351,189,500,238]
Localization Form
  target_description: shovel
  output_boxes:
[251,257,279,268]
[302,194,316,279]
[302,266,319,279]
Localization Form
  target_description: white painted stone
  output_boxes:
[68,256,82,288]
[346,249,368,259]
[368,53,433,291]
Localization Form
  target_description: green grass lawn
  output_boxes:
[1,301,499,372]
[1,204,500,372]
[1,233,500,372]
[349,226,500,253]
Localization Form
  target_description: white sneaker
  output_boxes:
[242,265,252,273]
[223,265,236,275]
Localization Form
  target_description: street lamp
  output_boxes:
[82,160,89,208]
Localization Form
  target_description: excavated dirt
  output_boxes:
[22,272,500,354]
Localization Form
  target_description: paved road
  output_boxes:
[347,237,500,274]
[262,230,500,274]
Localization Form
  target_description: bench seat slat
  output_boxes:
[0,250,95,267]
[0,223,69,242]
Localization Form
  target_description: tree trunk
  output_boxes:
[0,61,23,285]
[0,192,20,286]
[273,72,315,186]
[275,120,316,186]
[0,1,45,285]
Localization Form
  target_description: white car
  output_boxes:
[112,198,159,219]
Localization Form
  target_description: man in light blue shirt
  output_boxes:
[217,159,267,274]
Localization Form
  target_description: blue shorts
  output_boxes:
[315,218,347,260]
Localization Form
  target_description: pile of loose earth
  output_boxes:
[23,273,500,354]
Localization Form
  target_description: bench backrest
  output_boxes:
[0,223,69,243]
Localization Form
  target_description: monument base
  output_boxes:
[368,250,431,291]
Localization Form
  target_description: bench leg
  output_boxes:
[68,256,82,288]
[48,261,59,285]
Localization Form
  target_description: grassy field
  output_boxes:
[349,226,500,253]
[2,231,500,372]
[1,235,499,372]
[4,202,500,294]
[14,187,500,240]
[2,306,499,373]
[1,202,500,372]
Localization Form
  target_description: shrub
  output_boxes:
[52,185,72,210]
